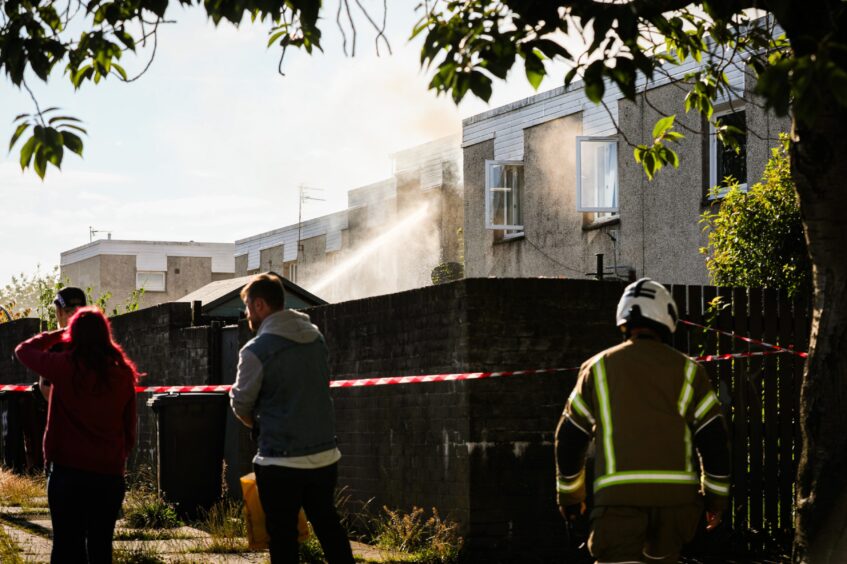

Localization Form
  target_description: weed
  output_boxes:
[122,491,182,529]
[113,528,192,541]
[373,506,463,564]
[336,485,375,541]
[0,469,46,508]
[192,497,249,553]
[112,546,166,564]
[0,525,23,564]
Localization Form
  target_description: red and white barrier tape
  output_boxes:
[679,319,808,358]
[0,349,792,394]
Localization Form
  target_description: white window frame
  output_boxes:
[287,262,297,283]
[576,136,619,213]
[136,271,166,292]
[709,105,747,199]
[484,160,524,235]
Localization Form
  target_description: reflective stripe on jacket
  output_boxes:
[557,337,729,508]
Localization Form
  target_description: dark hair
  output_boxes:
[241,273,286,310]
[54,286,86,309]
[63,307,139,386]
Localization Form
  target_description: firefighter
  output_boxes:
[555,278,731,563]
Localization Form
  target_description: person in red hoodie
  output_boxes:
[15,306,138,564]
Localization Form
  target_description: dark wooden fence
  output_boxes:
[670,285,810,550]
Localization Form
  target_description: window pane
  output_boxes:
[716,111,746,186]
[136,271,165,292]
[578,140,618,211]
[487,163,524,229]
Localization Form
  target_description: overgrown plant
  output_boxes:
[122,468,182,530]
[0,469,46,508]
[0,526,23,564]
[193,498,249,554]
[374,506,463,564]
[111,546,166,564]
[700,134,810,299]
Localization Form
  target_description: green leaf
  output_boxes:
[19,136,37,170]
[652,115,676,141]
[267,30,287,48]
[112,63,128,80]
[62,131,84,155]
[9,123,30,151]
[33,145,48,179]
[115,30,136,51]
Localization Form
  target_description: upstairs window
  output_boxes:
[709,108,747,197]
[136,271,165,292]
[577,137,618,213]
[485,160,524,234]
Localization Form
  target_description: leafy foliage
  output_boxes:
[0,265,59,327]
[1,0,322,178]
[700,134,810,298]
[415,2,846,180]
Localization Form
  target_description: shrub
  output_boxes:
[701,133,810,298]
[0,469,46,508]
[374,506,463,563]
[122,492,182,530]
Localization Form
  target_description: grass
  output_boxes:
[372,506,463,564]
[121,465,183,530]
[0,524,24,564]
[112,546,167,564]
[190,497,249,553]
[0,469,46,508]
[114,528,193,541]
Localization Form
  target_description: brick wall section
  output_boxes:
[1,279,626,560]
[109,302,214,471]
[461,279,623,557]
[304,278,625,560]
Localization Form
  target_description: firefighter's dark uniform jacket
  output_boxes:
[555,336,730,512]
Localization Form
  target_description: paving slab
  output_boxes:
[2,522,51,563]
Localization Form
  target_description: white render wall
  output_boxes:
[234,209,350,271]
[60,240,236,273]
[462,56,746,161]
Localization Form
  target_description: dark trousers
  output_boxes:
[47,464,125,564]
[254,462,354,564]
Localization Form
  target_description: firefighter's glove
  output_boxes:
[559,501,586,523]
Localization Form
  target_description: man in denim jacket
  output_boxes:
[230,273,353,564]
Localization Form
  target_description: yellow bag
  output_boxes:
[240,472,310,550]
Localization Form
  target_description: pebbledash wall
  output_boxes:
[0,278,623,560]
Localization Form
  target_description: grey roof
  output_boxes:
[177,276,254,308]
[177,274,327,312]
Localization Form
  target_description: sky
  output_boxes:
[0,2,573,286]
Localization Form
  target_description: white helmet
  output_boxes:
[616,278,678,335]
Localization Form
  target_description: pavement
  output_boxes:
[0,504,404,563]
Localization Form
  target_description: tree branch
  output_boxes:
[22,80,46,127]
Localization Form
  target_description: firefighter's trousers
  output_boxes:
[587,502,702,563]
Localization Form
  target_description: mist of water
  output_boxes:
[309,203,433,296]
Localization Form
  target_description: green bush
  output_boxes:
[701,133,811,298]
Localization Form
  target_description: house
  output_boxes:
[234,135,463,303]
[60,239,235,309]
[461,57,789,285]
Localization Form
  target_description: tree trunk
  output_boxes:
[791,97,847,562]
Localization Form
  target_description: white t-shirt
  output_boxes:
[253,447,341,469]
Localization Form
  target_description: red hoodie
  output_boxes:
[15,331,136,476]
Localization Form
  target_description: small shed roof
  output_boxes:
[177,274,326,318]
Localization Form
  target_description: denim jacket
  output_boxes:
[230,310,337,457]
